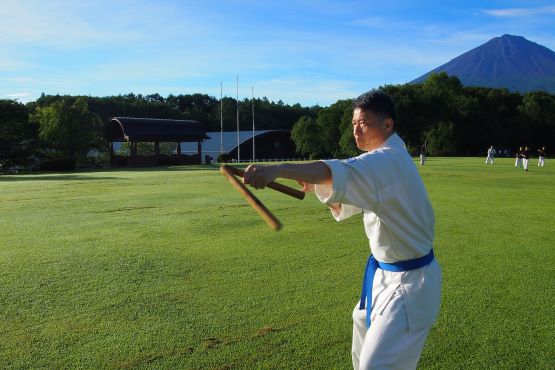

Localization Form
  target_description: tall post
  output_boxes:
[130,141,137,165]
[110,141,115,167]
[236,75,240,163]
[220,82,223,161]
[155,141,160,161]
[197,141,202,164]
[252,85,255,162]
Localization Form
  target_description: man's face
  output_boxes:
[352,108,393,151]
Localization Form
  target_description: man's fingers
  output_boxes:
[296,180,314,193]
[243,165,253,184]
[243,165,267,188]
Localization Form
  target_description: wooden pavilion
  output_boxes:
[105,117,209,166]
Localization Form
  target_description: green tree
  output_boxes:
[316,99,352,157]
[291,116,321,158]
[32,98,104,164]
[517,91,555,148]
[337,101,359,157]
[291,100,352,159]
[383,83,428,152]
[0,99,37,169]
[424,121,456,155]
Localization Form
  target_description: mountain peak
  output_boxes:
[411,35,555,93]
[500,34,523,39]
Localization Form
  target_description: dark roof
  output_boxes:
[106,117,208,142]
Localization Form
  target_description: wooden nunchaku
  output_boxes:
[219,164,305,231]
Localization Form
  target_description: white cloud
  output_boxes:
[0,1,109,46]
[3,92,30,98]
[481,6,555,17]
[482,8,532,17]
[2,92,32,102]
[0,0,206,49]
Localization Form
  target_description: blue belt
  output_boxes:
[359,249,435,328]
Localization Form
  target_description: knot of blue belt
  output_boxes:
[359,249,435,328]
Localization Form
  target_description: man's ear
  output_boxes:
[384,118,394,133]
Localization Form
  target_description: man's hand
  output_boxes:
[243,165,280,189]
[297,180,314,193]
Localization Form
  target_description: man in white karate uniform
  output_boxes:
[537,147,546,167]
[522,146,530,171]
[419,144,427,165]
[243,90,441,369]
[485,146,496,165]
[515,147,524,168]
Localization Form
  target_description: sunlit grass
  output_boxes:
[0,158,553,369]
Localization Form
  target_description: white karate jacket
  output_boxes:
[315,133,441,330]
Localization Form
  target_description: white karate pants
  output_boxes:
[352,290,430,370]
[523,159,529,170]
[538,157,545,167]
[485,155,494,164]
[515,158,522,167]
[420,154,426,165]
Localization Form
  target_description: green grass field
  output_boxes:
[1,158,553,369]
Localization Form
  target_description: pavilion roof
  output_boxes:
[106,117,208,142]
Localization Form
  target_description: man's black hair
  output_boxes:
[353,89,396,121]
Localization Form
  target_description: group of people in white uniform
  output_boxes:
[485,145,547,170]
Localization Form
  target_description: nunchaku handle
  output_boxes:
[222,165,305,200]
[220,165,282,231]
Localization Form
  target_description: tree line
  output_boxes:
[291,73,554,159]
[0,93,319,170]
[1,72,554,171]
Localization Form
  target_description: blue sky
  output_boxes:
[1,0,555,106]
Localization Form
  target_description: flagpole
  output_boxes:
[236,75,240,163]
[220,82,223,161]
[252,86,255,162]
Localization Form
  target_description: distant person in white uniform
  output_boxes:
[515,146,524,168]
[420,143,427,165]
[243,90,441,370]
[538,147,546,167]
[523,146,530,171]
[485,145,496,165]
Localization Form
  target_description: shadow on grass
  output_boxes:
[0,164,224,182]
[0,174,122,182]
[121,164,220,172]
